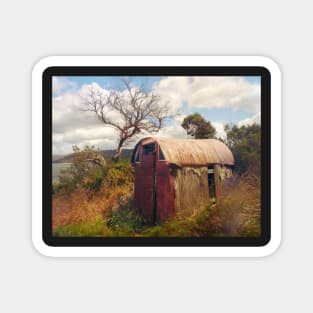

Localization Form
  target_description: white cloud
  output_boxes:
[52,77,76,94]
[154,114,189,138]
[238,112,261,127]
[52,88,120,154]
[53,92,100,134]
[212,121,227,140]
[153,77,189,113]
[153,76,260,113]
[129,116,188,146]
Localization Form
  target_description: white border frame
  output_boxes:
[32,56,281,257]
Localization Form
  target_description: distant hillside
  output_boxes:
[53,149,133,163]
[52,155,66,162]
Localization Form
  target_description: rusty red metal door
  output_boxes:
[134,143,157,224]
[155,161,175,222]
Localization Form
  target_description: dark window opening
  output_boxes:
[143,143,155,155]
[135,148,140,162]
[159,147,166,160]
[208,165,216,198]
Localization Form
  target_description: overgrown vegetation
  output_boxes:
[53,134,261,238]
[225,123,261,174]
[53,169,260,237]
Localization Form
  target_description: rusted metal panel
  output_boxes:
[156,161,175,222]
[133,153,156,224]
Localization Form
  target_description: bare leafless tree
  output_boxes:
[81,79,173,161]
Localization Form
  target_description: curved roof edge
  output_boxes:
[131,137,234,166]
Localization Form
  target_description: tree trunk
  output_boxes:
[112,143,123,162]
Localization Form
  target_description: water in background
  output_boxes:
[52,163,71,183]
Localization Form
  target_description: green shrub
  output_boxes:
[52,182,63,195]
[55,145,107,194]
[105,160,134,187]
[54,147,135,196]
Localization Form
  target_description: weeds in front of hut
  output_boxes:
[141,167,261,238]
[53,157,261,238]
[199,167,261,237]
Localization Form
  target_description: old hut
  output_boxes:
[131,137,234,224]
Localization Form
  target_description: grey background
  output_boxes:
[0,0,311,312]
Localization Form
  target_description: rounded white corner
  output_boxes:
[31,233,54,258]
[256,55,282,75]
[258,234,282,258]
[32,56,56,76]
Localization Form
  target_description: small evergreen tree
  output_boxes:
[181,113,216,139]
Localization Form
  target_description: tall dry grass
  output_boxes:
[52,183,133,231]
[201,166,261,237]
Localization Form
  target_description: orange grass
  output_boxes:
[52,182,133,231]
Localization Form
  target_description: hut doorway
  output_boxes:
[141,143,157,224]
[208,165,216,198]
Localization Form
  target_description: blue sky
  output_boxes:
[52,76,261,154]
[52,76,164,97]
[54,75,260,96]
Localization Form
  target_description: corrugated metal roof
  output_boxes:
[133,137,234,166]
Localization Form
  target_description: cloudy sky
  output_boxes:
[52,76,261,155]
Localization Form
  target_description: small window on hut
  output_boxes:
[143,143,155,155]
[159,147,166,160]
[135,148,140,163]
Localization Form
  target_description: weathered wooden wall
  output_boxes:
[173,166,209,216]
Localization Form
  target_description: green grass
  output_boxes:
[53,196,260,238]
[54,218,108,237]
[53,218,137,237]
[53,202,220,237]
